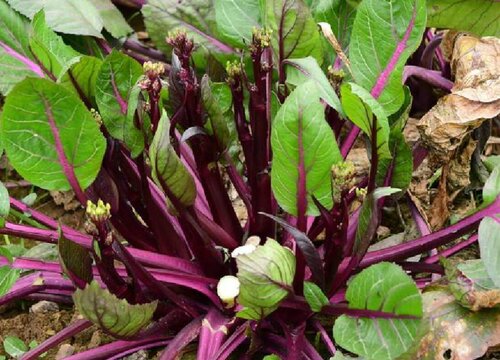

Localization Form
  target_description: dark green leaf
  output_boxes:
[95,50,144,156]
[303,281,329,312]
[214,0,260,47]
[271,81,342,216]
[150,111,197,212]
[376,130,412,190]
[3,336,27,358]
[58,55,102,101]
[29,11,81,79]
[349,0,426,115]
[264,0,323,64]
[0,266,20,296]
[285,56,343,114]
[201,75,231,151]
[479,217,500,288]
[88,0,133,38]
[59,231,93,287]
[1,78,106,191]
[73,280,157,337]
[427,0,499,37]
[333,262,422,360]
[236,239,296,320]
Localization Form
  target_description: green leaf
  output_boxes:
[264,0,323,64]
[236,239,296,320]
[0,247,13,263]
[58,55,102,101]
[0,181,9,227]
[0,48,43,95]
[333,262,422,360]
[479,217,500,288]
[5,0,42,18]
[0,0,30,55]
[285,56,343,115]
[150,111,197,212]
[3,336,27,358]
[214,0,260,47]
[341,82,390,160]
[95,50,144,156]
[484,155,500,172]
[29,11,81,79]
[427,0,499,37]
[271,81,342,216]
[201,75,231,151]
[0,266,20,296]
[353,188,400,257]
[1,78,106,191]
[88,0,133,38]
[483,166,500,206]
[303,281,329,312]
[23,243,58,261]
[73,280,157,337]
[59,231,93,287]
[410,290,500,359]
[444,259,500,311]
[263,355,281,360]
[310,0,356,50]
[376,130,412,190]
[349,0,426,115]
[143,0,233,55]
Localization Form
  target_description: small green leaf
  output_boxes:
[303,281,329,312]
[29,11,82,79]
[271,81,342,216]
[236,239,296,320]
[1,78,106,191]
[285,57,343,115]
[263,355,281,360]
[427,0,499,37]
[0,247,13,263]
[376,130,412,190]
[483,167,500,206]
[23,243,58,261]
[349,0,426,115]
[21,193,37,207]
[201,75,231,151]
[333,262,422,360]
[58,55,103,101]
[479,217,500,288]
[0,181,9,227]
[0,266,20,296]
[264,0,323,64]
[214,0,260,47]
[73,280,157,337]
[3,336,27,358]
[88,0,133,38]
[150,111,197,212]
[95,50,144,156]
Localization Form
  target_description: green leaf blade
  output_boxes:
[214,0,260,47]
[479,217,500,288]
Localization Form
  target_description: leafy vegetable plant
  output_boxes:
[0,0,498,359]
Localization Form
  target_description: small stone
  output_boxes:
[122,350,149,360]
[30,301,59,314]
[88,331,102,349]
[55,344,75,359]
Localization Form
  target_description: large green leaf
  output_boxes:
[236,239,296,320]
[1,78,106,190]
[427,0,499,37]
[150,111,197,212]
[0,266,20,296]
[58,55,102,101]
[333,262,422,360]
[264,0,323,64]
[271,81,342,216]
[349,0,426,115]
[285,56,343,114]
[341,82,390,160]
[143,0,234,55]
[214,0,260,48]
[88,0,133,38]
[410,290,500,359]
[8,0,104,37]
[95,50,144,156]
[29,11,81,79]
[479,217,500,288]
[73,280,157,337]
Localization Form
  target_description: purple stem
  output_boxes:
[107,340,171,360]
[311,319,335,356]
[424,234,478,264]
[0,41,44,77]
[21,320,92,360]
[421,35,443,69]
[340,126,361,158]
[403,65,453,91]
[303,338,324,360]
[408,194,430,236]
[213,322,249,360]
[123,39,169,62]
[159,316,203,360]
[197,308,231,360]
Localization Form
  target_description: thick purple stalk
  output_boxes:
[213,322,249,360]
[107,340,171,360]
[399,261,443,274]
[21,320,92,360]
[182,23,235,54]
[311,319,335,356]
[424,234,478,264]
[360,197,500,267]
[340,126,361,158]
[408,194,431,236]
[0,41,44,76]
[403,65,453,91]
[123,39,169,63]
[160,316,203,360]
[197,308,231,360]
[303,338,324,360]
[42,97,87,204]
[421,35,443,69]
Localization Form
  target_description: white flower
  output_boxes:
[217,275,240,308]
